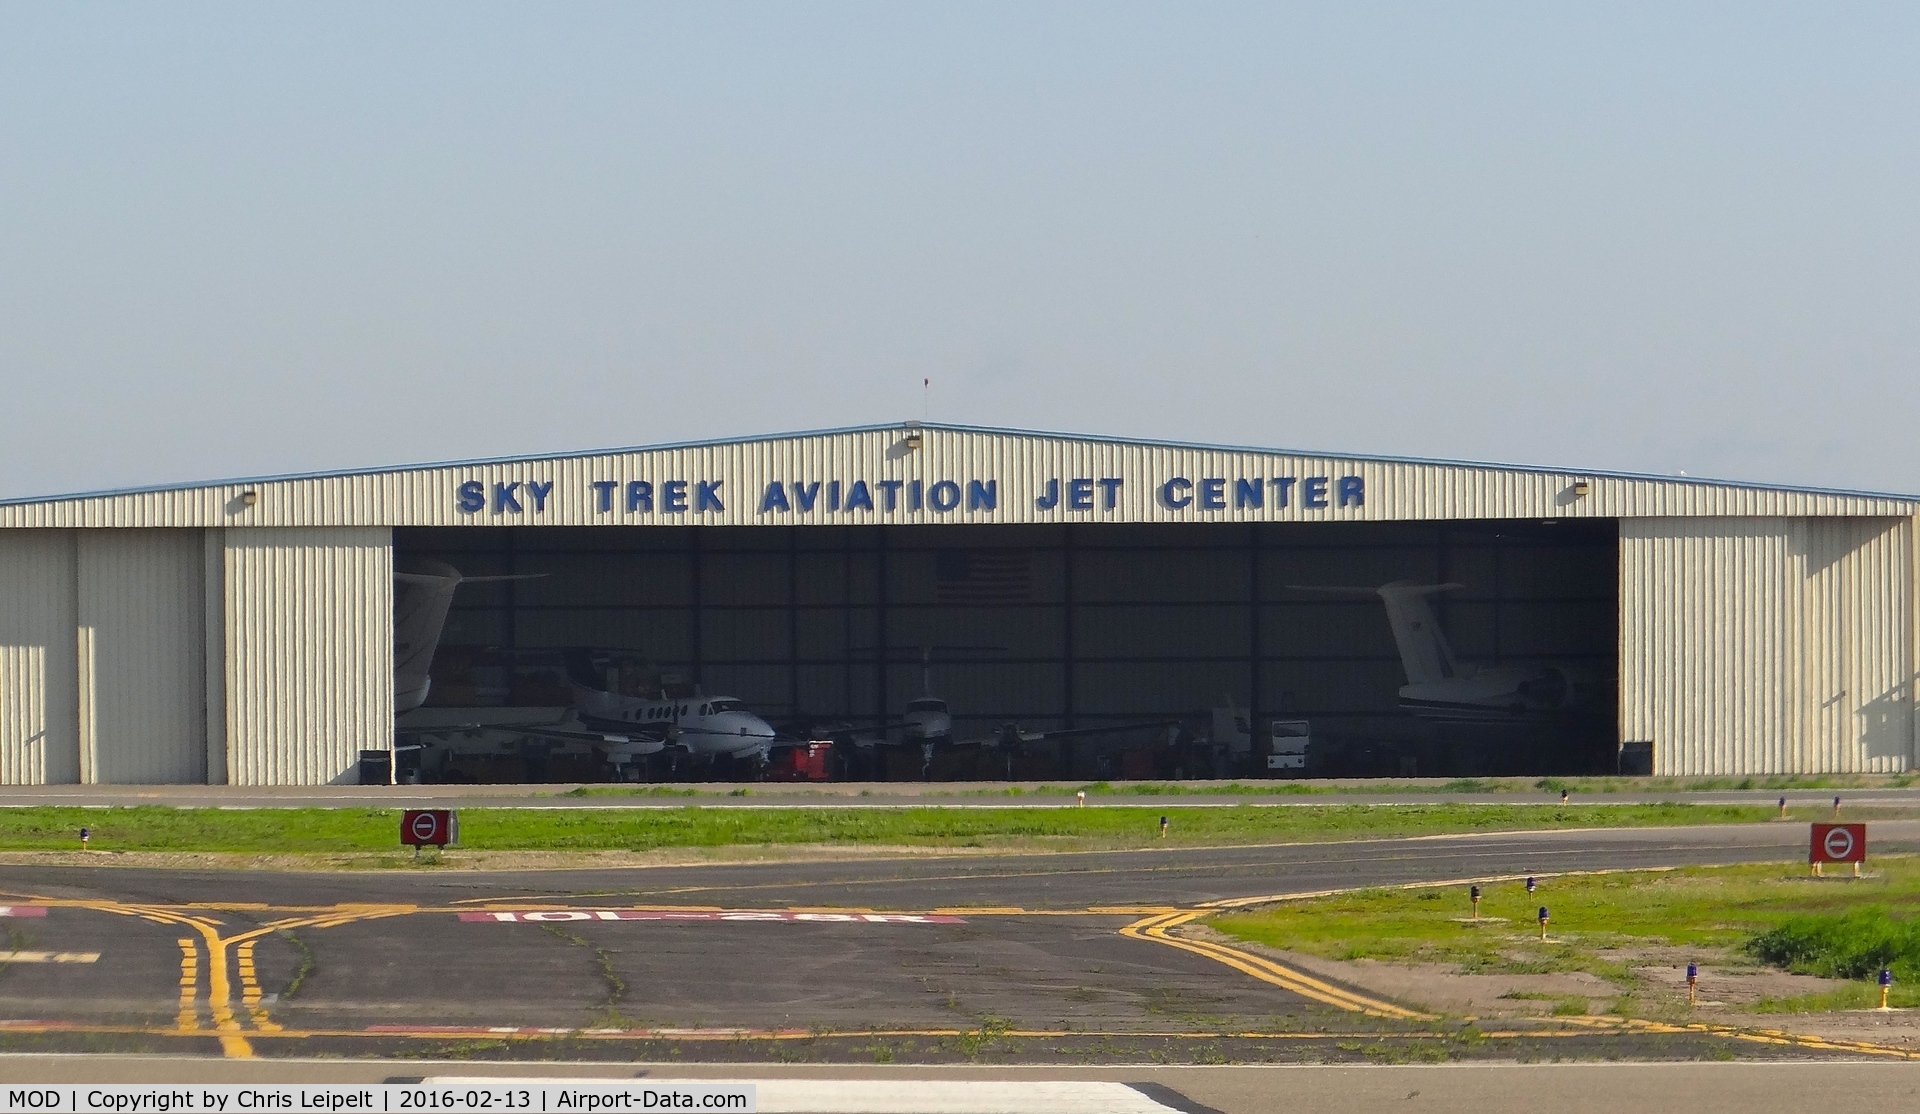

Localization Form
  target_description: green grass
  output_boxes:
[1746,907,1920,982]
[1212,857,1920,1007]
[0,801,1798,855]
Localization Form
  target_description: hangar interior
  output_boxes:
[396,518,1619,779]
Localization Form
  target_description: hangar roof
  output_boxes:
[1,423,1913,529]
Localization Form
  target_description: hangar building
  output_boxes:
[0,424,1914,785]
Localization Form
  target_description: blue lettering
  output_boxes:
[1067,478,1094,510]
[1160,477,1193,509]
[759,482,790,513]
[1337,475,1364,508]
[967,479,997,511]
[492,482,522,514]
[876,479,902,511]
[1035,479,1060,511]
[695,480,724,512]
[456,481,484,514]
[663,480,689,513]
[845,480,874,512]
[792,482,821,512]
[590,480,616,513]
[1098,478,1123,510]
[526,480,554,513]
[1269,476,1296,507]
[626,481,653,513]
[1303,476,1330,508]
[1234,478,1263,509]
[928,480,961,512]
[828,480,842,512]
[1200,478,1226,510]
[908,480,923,511]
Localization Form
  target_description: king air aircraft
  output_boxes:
[394,562,778,779]
[563,650,778,772]
[1290,581,1602,722]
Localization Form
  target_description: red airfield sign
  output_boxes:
[401,809,457,848]
[1810,823,1865,864]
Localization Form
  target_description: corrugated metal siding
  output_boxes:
[222,527,393,786]
[0,427,1912,529]
[0,531,79,783]
[76,530,206,784]
[1803,518,1914,773]
[1622,516,1914,774]
[203,529,226,784]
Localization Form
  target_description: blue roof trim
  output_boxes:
[3,422,1915,506]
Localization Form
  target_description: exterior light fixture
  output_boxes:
[902,424,923,451]
[1572,481,1591,498]
[239,491,259,508]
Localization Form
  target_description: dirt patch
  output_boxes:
[1739,1009,1920,1047]
[1179,924,1621,1016]
[1180,923,1889,1027]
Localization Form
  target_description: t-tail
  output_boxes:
[1287,581,1468,685]
[393,560,543,713]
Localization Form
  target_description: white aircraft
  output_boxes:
[892,650,955,742]
[1290,581,1601,721]
[564,652,779,773]
[394,559,544,713]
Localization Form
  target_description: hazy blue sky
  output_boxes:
[2,3,1916,498]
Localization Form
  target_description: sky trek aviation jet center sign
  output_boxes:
[454,473,1368,519]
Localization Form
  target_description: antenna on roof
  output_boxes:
[923,377,930,422]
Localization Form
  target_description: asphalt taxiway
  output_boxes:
[0,821,1914,1065]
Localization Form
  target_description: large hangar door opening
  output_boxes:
[392,520,1617,783]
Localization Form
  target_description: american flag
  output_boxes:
[935,549,1032,605]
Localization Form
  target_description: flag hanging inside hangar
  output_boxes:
[935,549,1032,605]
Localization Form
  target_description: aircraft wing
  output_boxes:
[397,716,669,749]
[954,719,1178,747]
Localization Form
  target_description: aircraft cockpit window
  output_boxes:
[709,699,746,713]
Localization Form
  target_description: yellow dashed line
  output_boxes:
[174,938,199,1032]
[235,938,280,1032]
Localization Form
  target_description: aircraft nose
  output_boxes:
[734,714,776,738]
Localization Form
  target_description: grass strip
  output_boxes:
[0,802,1794,855]
[1210,857,1920,1010]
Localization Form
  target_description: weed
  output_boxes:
[1745,907,1920,982]
[1362,1041,1449,1064]
[538,924,635,1027]
[277,929,315,999]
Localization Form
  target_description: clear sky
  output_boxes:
[2,3,1915,499]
